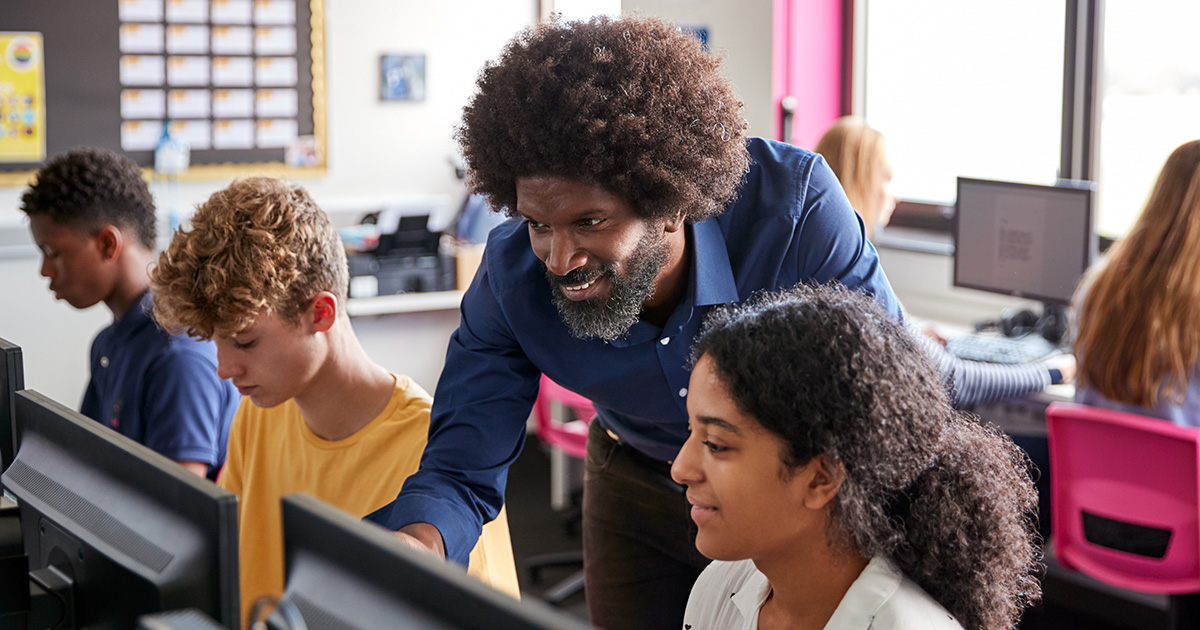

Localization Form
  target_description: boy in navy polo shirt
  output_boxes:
[20,147,237,479]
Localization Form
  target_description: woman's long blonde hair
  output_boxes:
[815,116,888,237]
[1074,139,1200,406]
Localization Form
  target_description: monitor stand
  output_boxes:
[0,504,73,630]
[1038,303,1070,346]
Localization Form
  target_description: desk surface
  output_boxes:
[970,385,1073,438]
[920,316,1075,436]
[346,290,464,317]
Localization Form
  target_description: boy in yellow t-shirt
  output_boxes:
[150,177,519,625]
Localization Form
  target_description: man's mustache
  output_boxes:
[546,265,610,287]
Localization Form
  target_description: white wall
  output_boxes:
[0,256,109,405]
[2,0,1030,406]
[875,242,1044,329]
[621,0,776,139]
[0,0,536,403]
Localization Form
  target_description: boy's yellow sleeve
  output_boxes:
[217,399,248,496]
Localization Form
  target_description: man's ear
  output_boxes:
[801,454,845,510]
[310,291,339,332]
[663,211,686,234]
[96,225,123,261]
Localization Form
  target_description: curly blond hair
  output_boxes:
[151,177,348,339]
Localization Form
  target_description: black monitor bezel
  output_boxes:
[2,390,240,628]
[278,493,594,630]
[953,176,1094,305]
[0,337,24,479]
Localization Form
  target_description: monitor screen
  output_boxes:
[274,493,594,630]
[953,177,1094,304]
[1,390,240,629]
[0,337,23,477]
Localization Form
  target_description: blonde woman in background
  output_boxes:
[815,116,1071,407]
[815,117,896,239]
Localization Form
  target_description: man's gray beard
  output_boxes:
[548,229,671,342]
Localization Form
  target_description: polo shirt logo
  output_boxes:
[109,399,122,429]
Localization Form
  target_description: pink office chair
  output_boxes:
[532,376,592,470]
[526,375,595,605]
[1047,402,1200,627]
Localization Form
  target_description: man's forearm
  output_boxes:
[395,522,446,560]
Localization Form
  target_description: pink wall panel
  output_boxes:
[773,0,844,149]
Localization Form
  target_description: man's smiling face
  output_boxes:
[516,175,673,341]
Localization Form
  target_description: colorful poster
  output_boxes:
[0,32,46,162]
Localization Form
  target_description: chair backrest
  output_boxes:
[532,375,594,459]
[1047,401,1200,593]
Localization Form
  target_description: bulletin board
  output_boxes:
[0,0,326,186]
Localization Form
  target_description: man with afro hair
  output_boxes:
[20,147,237,479]
[368,15,901,629]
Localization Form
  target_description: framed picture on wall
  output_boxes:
[380,54,425,101]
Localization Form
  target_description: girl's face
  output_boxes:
[871,157,897,229]
[671,354,832,561]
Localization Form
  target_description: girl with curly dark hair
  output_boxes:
[675,284,1042,630]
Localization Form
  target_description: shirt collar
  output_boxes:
[732,564,772,621]
[605,218,739,348]
[113,290,155,337]
[690,218,739,307]
[823,556,904,628]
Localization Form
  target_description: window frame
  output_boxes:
[850,0,1103,234]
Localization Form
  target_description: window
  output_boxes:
[1093,1,1200,237]
[859,1,1067,205]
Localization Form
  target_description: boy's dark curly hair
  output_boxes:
[692,284,1042,630]
[20,147,157,248]
[456,14,750,224]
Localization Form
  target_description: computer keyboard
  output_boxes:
[945,333,1059,364]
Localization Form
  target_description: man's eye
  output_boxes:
[234,339,256,350]
[703,441,727,454]
[579,218,604,227]
[525,219,546,229]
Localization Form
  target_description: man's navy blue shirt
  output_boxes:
[81,291,237,479]
[367,138,902,563]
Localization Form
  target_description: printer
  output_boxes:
[345,212,456,298]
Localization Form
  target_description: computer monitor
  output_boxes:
[953,177,1094,305]
[273,493,594,630]
[1,390,239,629]
[0,337,24,477]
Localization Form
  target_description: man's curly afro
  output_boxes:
[456,14,750,224]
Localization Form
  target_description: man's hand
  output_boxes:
[393,522,447,560]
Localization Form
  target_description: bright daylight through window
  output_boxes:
[1094,1,1200,237]
[861,1,1066,206]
